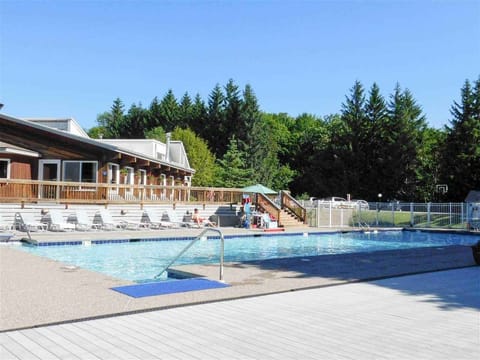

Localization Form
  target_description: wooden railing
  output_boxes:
[256,193,282,224]
[0,179,245,205]
[280,190,307,223]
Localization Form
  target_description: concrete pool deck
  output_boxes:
[0,227,478,331]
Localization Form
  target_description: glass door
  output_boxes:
[38,160,61,199]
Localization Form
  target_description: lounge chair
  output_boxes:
[162,209,193,228]
[192,210,216,228]
[261,213,278,229]
[0,232,14,242]
[46,210,76,231]
[142,209,168,229]
[14,212,48,232]
[70,210,100,231]
[94,209,141,230]
[0,214,13,231]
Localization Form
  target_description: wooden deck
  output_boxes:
[1,267,478,359]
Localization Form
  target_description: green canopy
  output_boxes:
[241,184,277,194]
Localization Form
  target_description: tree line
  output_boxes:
[88,77,480,202]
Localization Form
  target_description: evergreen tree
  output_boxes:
[363,83,388,199]
[96,98,126,138]
[385,84,426,200]
[178,92,193,129]
[147,96,162,131]
[207,84,226,156]
[215,137,253,188]
[440,77,480,201]
[123,103,148,138]
[190,93,208,138]
[242,85,264,169]
[337,80,368,197]
[159,89,179,132]
[224,79,243,147]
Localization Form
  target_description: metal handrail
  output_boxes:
[154,227,225,281]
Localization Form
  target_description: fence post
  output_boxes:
[461,203,465,230]
[410,202,414,227]
[391,203,395,227]
[427,202,431,227]
[449,203,452,227]
[316,201,320,228]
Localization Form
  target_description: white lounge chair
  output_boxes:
[261,213,278,229]
[14,212,48,232]
[70,210,100,231]
[47,210,76,231]
[0,232,14,242]
[192,210,216,228]
[94,209,141,230]
[142,209,168,229]
[162,209,193,228]
[0,214,13,231]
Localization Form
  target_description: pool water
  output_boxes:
[19,231,477,282]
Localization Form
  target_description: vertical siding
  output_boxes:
[9,156,34,180]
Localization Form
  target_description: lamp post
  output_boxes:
[376,193,382,226]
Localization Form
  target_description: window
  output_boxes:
[0,159,10,179]
[63,161,97,183]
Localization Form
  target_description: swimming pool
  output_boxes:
[19,230,477,282]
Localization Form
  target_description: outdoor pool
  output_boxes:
[19,230,478,282]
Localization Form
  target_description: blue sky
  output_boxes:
[1,0,479,130]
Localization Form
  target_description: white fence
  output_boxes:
[303,201,479,230]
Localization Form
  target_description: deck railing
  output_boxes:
[256,193,282,223]
[0,179,245,205]
[280,190,307,223]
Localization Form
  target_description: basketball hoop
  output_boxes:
[436,184,448,194]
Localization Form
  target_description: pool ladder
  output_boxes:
[358,221,371,232]
[154,227,225,281]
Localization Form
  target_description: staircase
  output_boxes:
[279,209,308,228]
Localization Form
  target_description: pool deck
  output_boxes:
[0,227,477,332]
[2,267,478,359]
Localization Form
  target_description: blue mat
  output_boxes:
[111,278,230,298]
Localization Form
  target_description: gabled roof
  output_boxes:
[0,113,194,173]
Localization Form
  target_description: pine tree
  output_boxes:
[160,89,179,132]
[124,103,148,138]
[178,92,193,129]
[363,83,388,199]
[97,98,126,138]
[440,77,480,201]
[241,84,262,175]
[207,84,226,156]
[147,96,162,132]
[215,137,253,188]
[224,79,243,147]
[385,84,426,200]
[190,93,208,138]
[338,80,368,197]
